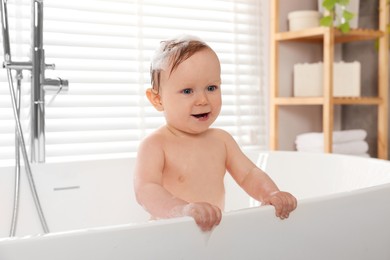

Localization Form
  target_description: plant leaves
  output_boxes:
[343,10,354,21]
[338,0,350,6]
[320,0,355,34]
[339,22,350,33]
[320,16,333,27]
[322,0,336,11]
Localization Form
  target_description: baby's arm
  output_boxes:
[239,167,297,219]
[134,135,221,231]
[221,131,297,219]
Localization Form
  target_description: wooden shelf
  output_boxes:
[275,27,384,43]
[273,97,382,106]
[333,97,383,105]
[270,0,388,159]
[273,97,324,105]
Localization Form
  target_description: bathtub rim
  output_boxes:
[1,179,389,244]
[2,150,389,169]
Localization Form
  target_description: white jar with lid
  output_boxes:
[288,10,321,31]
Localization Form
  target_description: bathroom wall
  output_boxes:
[275,0,323,151]
[342,0,388,158]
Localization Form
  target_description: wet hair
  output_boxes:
[150,35,210,94]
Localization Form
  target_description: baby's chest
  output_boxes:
[164,157,225,186]
[164,142,226,175]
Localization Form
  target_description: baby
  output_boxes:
[134,35,297,231]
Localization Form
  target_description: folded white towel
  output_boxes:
[295,129,367,146]
[353,153,370,158]
[296,140,369,154]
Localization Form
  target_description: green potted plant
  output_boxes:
[319,0,355,33]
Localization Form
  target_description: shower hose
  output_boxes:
[6,68,49,236]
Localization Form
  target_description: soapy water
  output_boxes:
[150,34,205,72]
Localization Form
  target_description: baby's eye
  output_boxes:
[181,88,193,94]
[207,85,218,92]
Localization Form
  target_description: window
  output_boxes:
[0,0,268,165]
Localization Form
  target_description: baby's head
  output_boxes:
[150,35,210,94]
[147,35,222,135]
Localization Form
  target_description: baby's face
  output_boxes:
[158,48,222,135]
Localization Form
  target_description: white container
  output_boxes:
[288,10,321,31]
[294,61,361,97]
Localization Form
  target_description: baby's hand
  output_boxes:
[181,202,222,231]
[263,191,297,220]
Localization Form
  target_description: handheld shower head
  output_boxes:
[0,0,12,62]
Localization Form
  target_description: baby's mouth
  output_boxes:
[192,112,209,119]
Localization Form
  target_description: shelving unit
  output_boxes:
[270,0,389,159]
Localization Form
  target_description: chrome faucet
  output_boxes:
[2,0,68,163]
[31,0,68,163]
[0,0,60,234]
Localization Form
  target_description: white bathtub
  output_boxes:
[0,151,390,260]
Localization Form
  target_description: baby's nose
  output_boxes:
[195,91,208,105]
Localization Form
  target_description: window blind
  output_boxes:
[0,0,267,165]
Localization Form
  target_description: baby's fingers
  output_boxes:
[274,195,289,219]
[280,194,296,218]
[266,191,297,219]
[196,205,221,231]
[184,203,222,231]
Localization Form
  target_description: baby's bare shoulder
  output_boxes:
[138,128,167,151]
[207,128,235,141]
[207,128,230,137]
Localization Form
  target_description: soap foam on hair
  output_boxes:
[150,34,205,72]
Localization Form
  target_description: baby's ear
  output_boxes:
[146,88,164,111]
